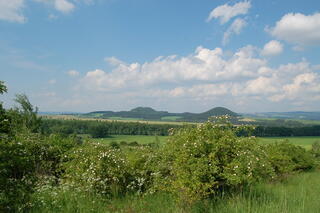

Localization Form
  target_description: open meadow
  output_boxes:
[259,136,320,150]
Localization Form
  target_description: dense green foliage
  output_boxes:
[0,84,80,211]
[58,119,317,205]
[1,80,319,212]
[252,125,320,137]
[28,171,320,213]
[0,134,80,212]
[40,119,182,137]
[41,118,320,139]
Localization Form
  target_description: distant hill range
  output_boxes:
[241,111,320,121]
[83,107,238,122]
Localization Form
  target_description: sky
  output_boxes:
[0,0,320,113]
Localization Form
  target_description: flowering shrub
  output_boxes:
[62,143,158,197]
[152,120,275,204]
[63,143,126,196]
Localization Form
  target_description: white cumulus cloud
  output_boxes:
[79,46,266,92]
[269,12,320,47]
[54,0,75,13]
[207,1,251,24]
[0,0,94,23]
[223,18,247,45]
[73,45,320,112]
[261,40,283,56]
[0,0,25,23]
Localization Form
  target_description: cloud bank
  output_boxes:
[69,45,320,112]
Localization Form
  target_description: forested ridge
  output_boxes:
[84,106,238,122]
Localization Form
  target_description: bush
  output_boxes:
[63,143,130,197]
[152,120,275,204]
[0,135,37,212]
[62,143,159,198]
[0,133,79,211]
[311,141,320,158]
[265,141,315,177]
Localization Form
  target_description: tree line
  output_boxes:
[40,119,182,137]
[40,118,320,138]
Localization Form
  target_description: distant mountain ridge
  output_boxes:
[241,111,320,121]
[84,106,238,122]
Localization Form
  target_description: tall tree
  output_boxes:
[0,81,8,133]
[13,94,42,133]
[0,81,7,95]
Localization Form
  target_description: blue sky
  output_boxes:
[0,0,320,113]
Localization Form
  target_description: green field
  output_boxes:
[250,117,320,125]
[90,135,320,149]
[107,116,141,121]
[259,136,320,149]
[161,116,182,121]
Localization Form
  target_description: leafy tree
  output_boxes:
[0,81,8,133]
[0,81,7,94]
[12,94,42,133]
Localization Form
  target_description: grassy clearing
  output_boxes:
[259,136,320,150]
[28,171,320,213]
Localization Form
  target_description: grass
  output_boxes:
[249,117,320,125]
[107,116,141,121]
[296,120,320,125]
[204,170,320,213]
[259,136,320,150]
[28,171,320,213]
[161,116,182,121]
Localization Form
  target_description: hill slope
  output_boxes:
[84,107,238,122]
